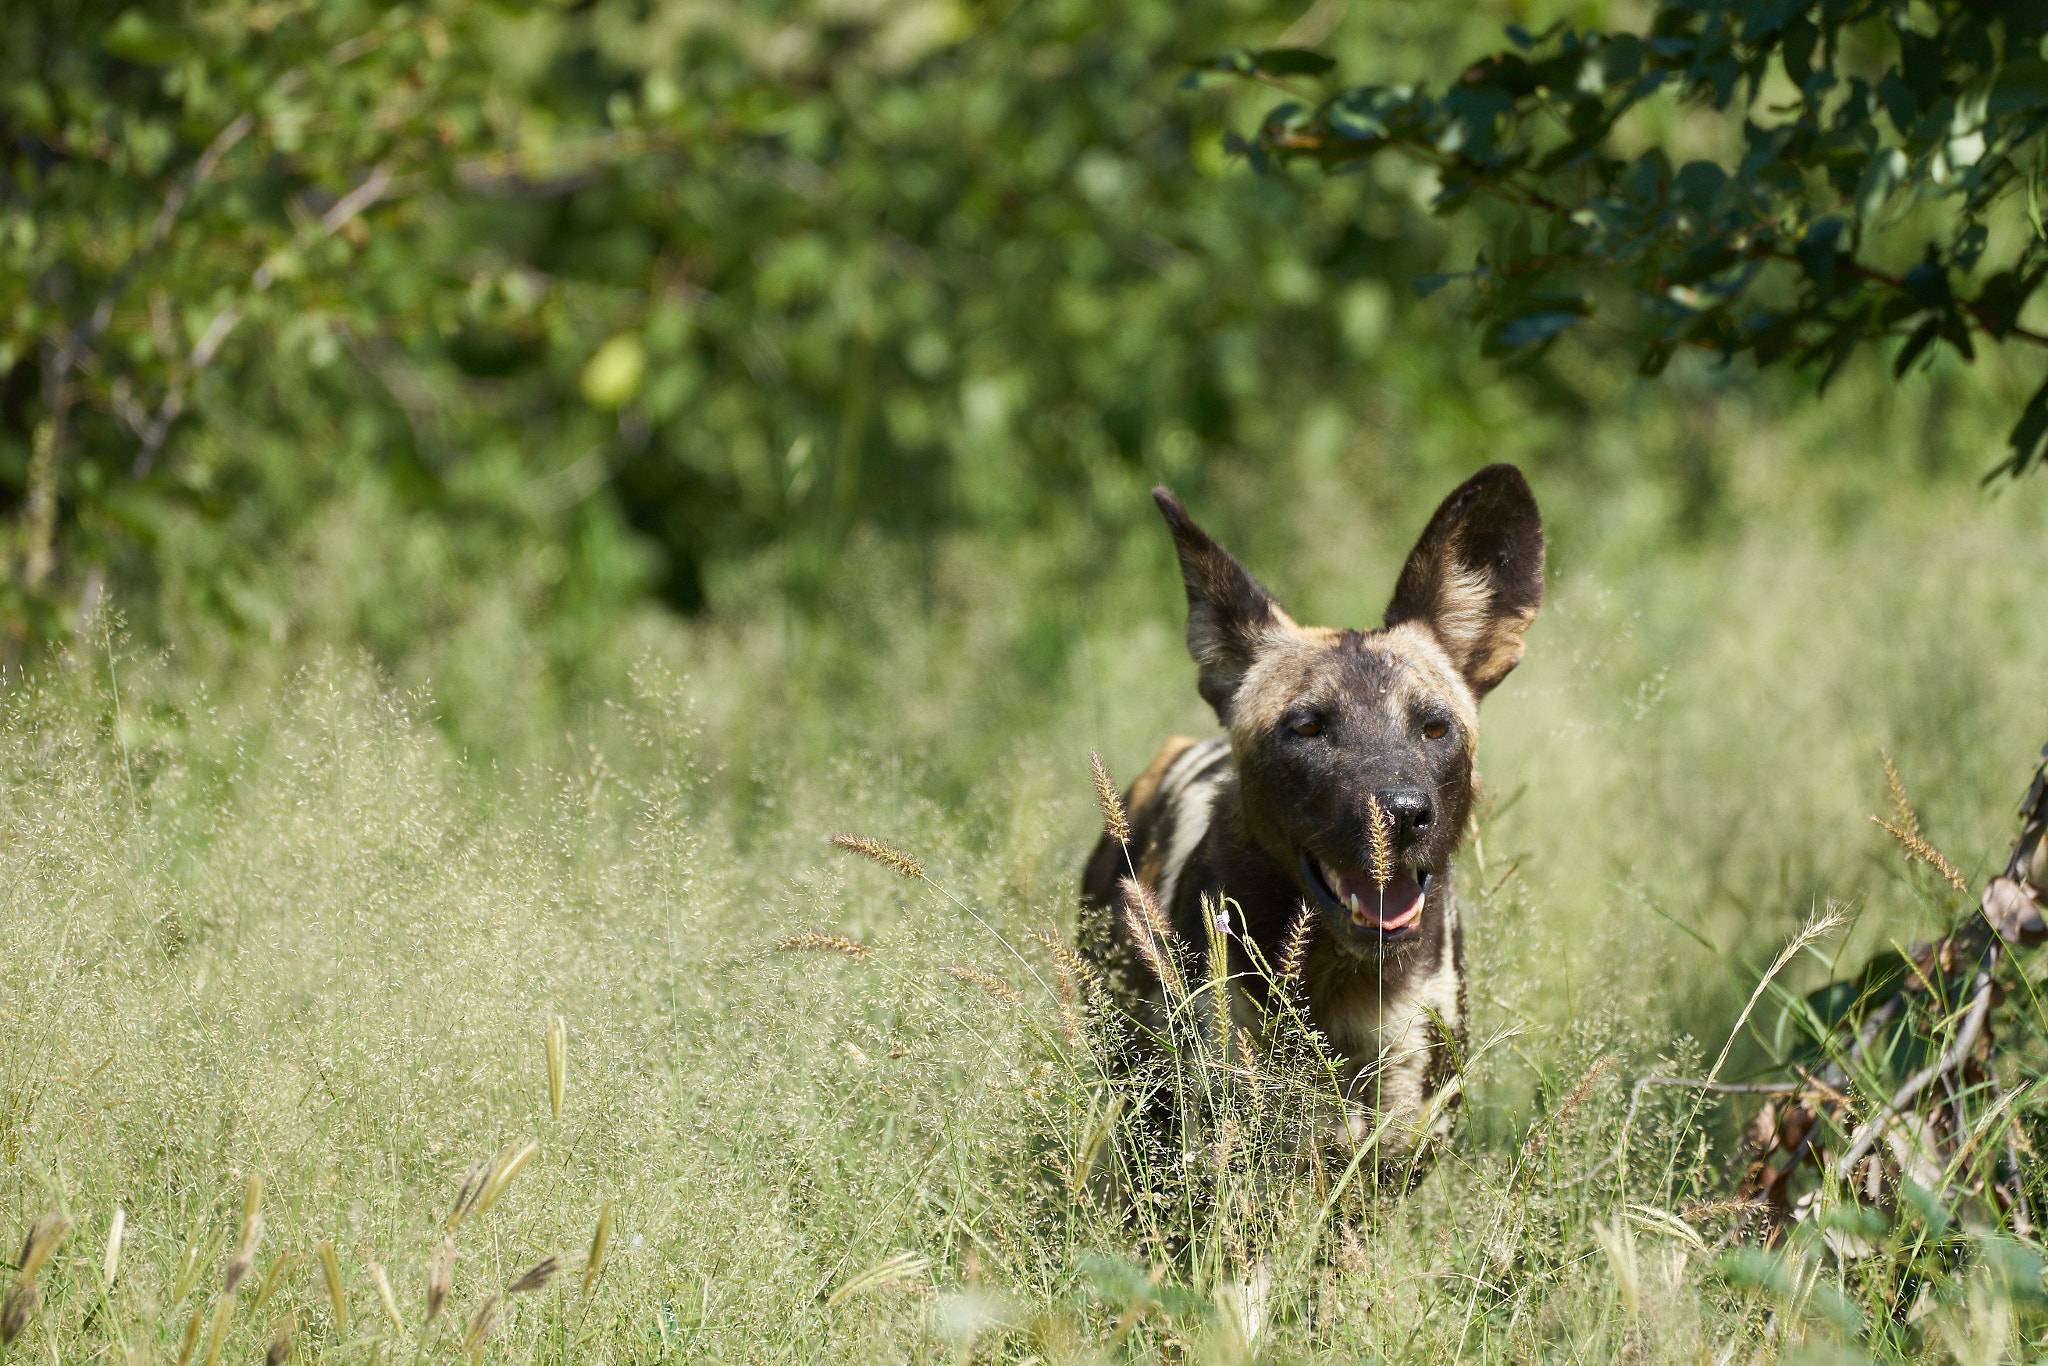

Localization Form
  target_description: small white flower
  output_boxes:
[1214,903,1233,937]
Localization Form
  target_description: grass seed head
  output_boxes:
[1118,877,1183,1000]
[224,1175,265,1293]
[774,932,872,961]
[545,1014,567,1122]
[583,1201,615,1294]
[1871,814,1970,894]
[254,1251,300,1309]
[447,1155,493,1230]
[475,1140,539,1217]
[426,1238,456,1322]
[103,1207,125,1289]
[18,1210,73,1280]
[1279,902,1316,983]
[1089,752,1130,847]
[1366,794,1393,888]
[369,1260,404,1334]
[316,1241,346,1333]
[942,964,1021,1006]
[264,1310,295,1366]
[1523,1054,1618,1160]
[507,1255,560,1295]
[0,1283,39,1346]
[826,1250,930,1307]
[174,1304,203,1366]
[224,1213,264,1294]
[461,1294,503,1362]
[1881,749,1918,837]
[200,1292,237,1366]
[1027,929,1084,1045]
[829,833,924,880]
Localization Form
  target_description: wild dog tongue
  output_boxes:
[1324,861,1424,931]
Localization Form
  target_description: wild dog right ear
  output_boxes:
[1154,488,1291,724]
[1383,463,1545,699]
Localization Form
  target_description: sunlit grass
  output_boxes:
[9,373,2048,1360]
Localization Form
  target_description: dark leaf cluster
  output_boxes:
[1226,0,2048,478]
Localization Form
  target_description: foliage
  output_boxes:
[2,0,1514,670]
[1226,0,2048,477]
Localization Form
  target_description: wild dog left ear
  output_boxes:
[1383,464,1545,699]
[1154,487,1294,724]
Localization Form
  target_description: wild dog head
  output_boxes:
[1152,465,1543,962]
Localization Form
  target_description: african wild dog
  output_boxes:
[1078,464,1543,1170]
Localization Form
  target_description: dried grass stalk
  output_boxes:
[774,932,872,961]
[942,964,1021,1006]
[1090,752,1130,847]
[830,833,925,880]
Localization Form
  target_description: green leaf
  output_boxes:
[1855,148,1907,224]
[1494,312,1582,348]
[581,334,647,411]
[1247,48,1337,77]
[1995,377,2048,480]
[1893,317,1939,377]
[101,10,190,65]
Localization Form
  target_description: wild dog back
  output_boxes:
[1079,465,1543,1164]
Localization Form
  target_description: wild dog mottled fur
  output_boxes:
[1078,465,1544,1171]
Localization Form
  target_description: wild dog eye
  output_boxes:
[1290,718,1322,738]
[1422,720,1449,740]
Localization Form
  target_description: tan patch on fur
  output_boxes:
[1225,623,1340,740]
[1414,548,1535,691]
[1126,735,1198,818]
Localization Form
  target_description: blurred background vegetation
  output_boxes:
[5,0,2048,1050]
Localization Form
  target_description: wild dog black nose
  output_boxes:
[1377,785,1432,838]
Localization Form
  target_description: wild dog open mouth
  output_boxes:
[1301,853,1429,933]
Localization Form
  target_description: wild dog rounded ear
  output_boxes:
[1153,487,1292,725]
[1382,464,1545,699]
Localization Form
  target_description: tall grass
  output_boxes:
[6,361,2048,1359]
